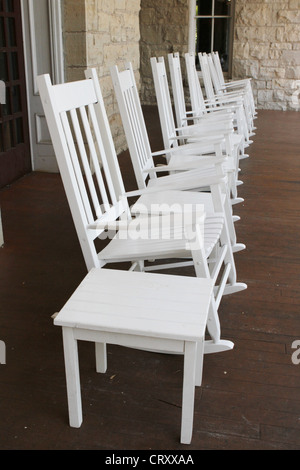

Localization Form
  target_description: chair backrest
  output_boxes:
[198,52,216,103]
[167,52,188,129]
[207,53,223,94]
[84,68,126,201]
[212,51,226,89]
[37,72,128,271]
[184,52,207,116]
[150,56,179,151]
[110,62,156,189]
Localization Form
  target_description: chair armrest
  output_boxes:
[224,78,251,87]
[145,155,226,173]
[151,135,226,158]
[124,169,226,198]
[87,219,132,231]
[88,214,205,234]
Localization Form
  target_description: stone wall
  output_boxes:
[63,0,141,153]
[63,0,86,82]
[61,0,300,160]
[140,0,189,104]
[234,0,300,111]
[140,0,300,111]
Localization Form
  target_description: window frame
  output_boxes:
[188,0,235,77]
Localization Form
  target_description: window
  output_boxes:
[189,0,235,74]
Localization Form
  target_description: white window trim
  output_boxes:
[188,0,197,53]
[48,0,65,85]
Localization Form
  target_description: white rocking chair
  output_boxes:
[205,52,256,137]
[185,52,249,159]
[198,52,252,146]
[211,51,256,121]
[37,71,244,355]
[37,71,247,444]
[167,52,233,131]
[151,55,242,204]
[110,62,245,253]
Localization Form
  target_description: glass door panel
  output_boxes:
[0,0,31,188]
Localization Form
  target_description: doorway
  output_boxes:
[0,0,31,189]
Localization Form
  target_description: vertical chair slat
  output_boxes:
[78,105,109,215]
[125,88,148,169]
[87,103,118,208]
[61,110,95,225]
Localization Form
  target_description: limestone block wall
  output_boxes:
[234,0,300,111]
[63,0,141,153]
[140,0,189,104]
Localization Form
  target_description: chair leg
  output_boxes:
[181,341,197,445]
[62,327,83,428]
[195,339,205,387]
[95,343,107,373]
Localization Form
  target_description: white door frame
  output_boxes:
[21,0,64,172]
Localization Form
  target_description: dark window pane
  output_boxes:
[3,120,14,150]
[195,18,212,70]
[9,51,19,79]
[0,17,5,46]
[215,0,231,16]
[15,117,24,144]
[5,0,13,12]
[6,17,16,47]
[197,0,212,16]
[12,85,21,113]
[214,18,230,71]
[2,89,11,115]
[196,18,212,54]
[0,1,3,12]
[0,52,8,81]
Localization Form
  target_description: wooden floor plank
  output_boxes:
[0,108,300,450]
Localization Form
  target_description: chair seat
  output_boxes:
[131,189,226,217]
[54,268,214,444]
[98,214,224,263]
[54,268,213,341]
[169,153,236,174]
[185,126,243,149]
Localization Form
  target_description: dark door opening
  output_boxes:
[0,0,31,189]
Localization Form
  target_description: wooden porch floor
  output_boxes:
[0,108,300,450]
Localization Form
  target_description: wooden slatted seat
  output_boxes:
[53,267,214,444]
